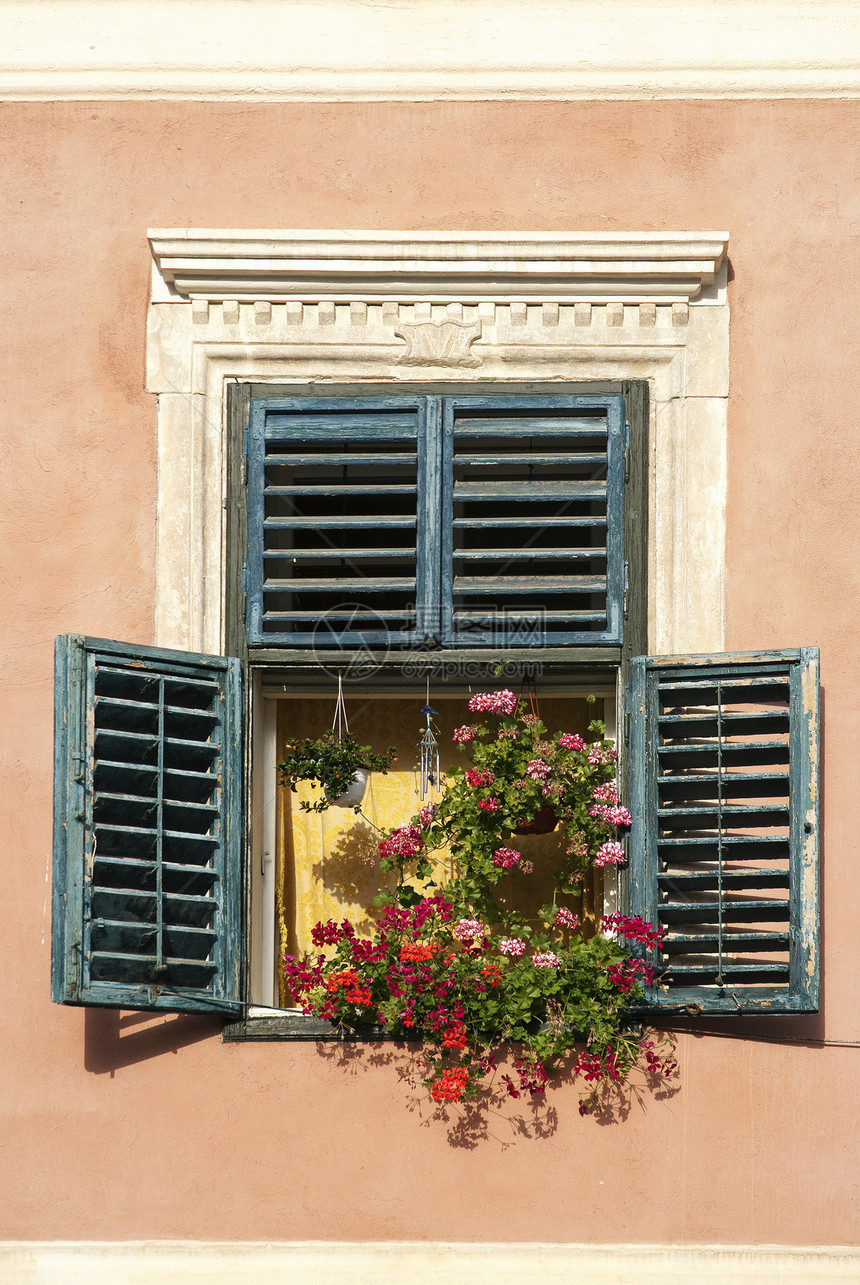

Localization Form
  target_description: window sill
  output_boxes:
[223,1008,395,1042]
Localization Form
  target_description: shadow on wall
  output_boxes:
[84,1008,220,1075]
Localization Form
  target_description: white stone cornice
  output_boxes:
[3,0,860,101]
[3,1241,860,1283]
[149,230,729,305]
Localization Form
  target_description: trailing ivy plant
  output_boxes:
[284,691,676,1116]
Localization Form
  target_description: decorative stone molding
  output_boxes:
[3,1240,859,1284]
[149,230,728,305]
[4,0,860,101]
[394,319,483,367]
[146,229,729,661]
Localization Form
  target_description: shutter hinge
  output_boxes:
[241,427,249,485]
[623,560,629,619]
[242,564,248,593]
[624,419,631,483]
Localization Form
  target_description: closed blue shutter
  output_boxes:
[440,395,624,647]
[246,397,437,647]
[627,649,819,1013]
[52,636,242,1014]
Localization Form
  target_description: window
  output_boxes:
[245,394,625,650]
[51,387,820,1024]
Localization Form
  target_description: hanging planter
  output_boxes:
[324,766,369,809]
[278,674,396,814]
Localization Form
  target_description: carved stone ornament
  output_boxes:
[393,319,482,367]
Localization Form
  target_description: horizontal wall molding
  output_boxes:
[3,1241,860,1284]
[1,0,858,100]
[149,230,729,305]
[2,0,860,100]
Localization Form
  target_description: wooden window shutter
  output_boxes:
[440,395,625,647]
[51,635,243,1014]
[246,397,437,648]
[627,649,819,1013]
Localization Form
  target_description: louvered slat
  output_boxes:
[52,636,242,1013]
[247,398,432,646]
[627,650,819,1013]
[441,395,624,646]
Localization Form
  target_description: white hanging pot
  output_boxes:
[324,767,368,808]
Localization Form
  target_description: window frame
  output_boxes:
[224,379,649,1039]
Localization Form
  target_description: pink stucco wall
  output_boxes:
[2,100,859,1244]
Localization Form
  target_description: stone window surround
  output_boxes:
[146,229,729,659]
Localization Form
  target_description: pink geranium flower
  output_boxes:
[594,840,626,867]
[499,937,527,957]
[468,689,518,716]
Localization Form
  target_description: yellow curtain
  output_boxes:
[276,694,605,996]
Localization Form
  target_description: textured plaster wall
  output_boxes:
[1,100,859,1245]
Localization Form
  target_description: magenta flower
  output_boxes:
[532,951,561,969]
[589,802,632,829]
[454,918,484,942]
[492,846,521,869]
[467,689,518,716]
[452,725,473,744]
[554,906,579,930]
[378,824,425,861]
[499,937,527,957]
[602,913,665,950]
[591,780,618,804]
[594,840,626,867]
[478,797,500,812]
[526,759,551,781]
[558,732,586,751]
[466,767,495,788]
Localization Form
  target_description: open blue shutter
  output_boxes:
[246,397,437,647]
[52,635,242,1014]
[628,649,819,1013]
[440,395,624,647]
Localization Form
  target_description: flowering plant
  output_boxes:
[279,730,396,814]
[283,691,676,1116]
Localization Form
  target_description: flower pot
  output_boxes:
[324,767,368,808]
[513,804,557,836]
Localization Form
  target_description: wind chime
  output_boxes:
[331,671,349,740]
[419,675,440,802]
